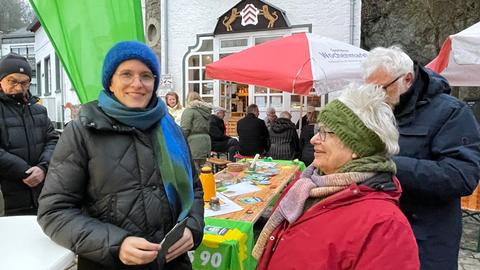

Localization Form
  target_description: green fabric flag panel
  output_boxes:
[29,0,145,103]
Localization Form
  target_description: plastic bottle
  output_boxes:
[199,166,216,202]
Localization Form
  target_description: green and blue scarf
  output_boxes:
[98,90,193,221]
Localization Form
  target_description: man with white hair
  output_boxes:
[264,107,277,129]
[363,46,480,270]
[209,106,239,161]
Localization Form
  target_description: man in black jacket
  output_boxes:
[237,104,270,156]
[209,106,239,161]
[0,53,59,215]
[364,46,480,270]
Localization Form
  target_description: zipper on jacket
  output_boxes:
[20,103,37,210]
[20,104,32,162]
[0,104,10,147]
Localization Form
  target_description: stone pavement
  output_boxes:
[459,212,480,270]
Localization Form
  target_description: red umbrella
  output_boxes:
[206,33,368,95]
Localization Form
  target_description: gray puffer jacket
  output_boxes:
[37,101,204,270]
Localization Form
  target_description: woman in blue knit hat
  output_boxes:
[37,41,205,270]
[253,84,420,270]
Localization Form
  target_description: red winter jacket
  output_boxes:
[257,177,419,270]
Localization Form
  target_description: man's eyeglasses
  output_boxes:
[6,79,31,88]
[314,124,335,141]
[381,74,405,90]
[115,71,156,86]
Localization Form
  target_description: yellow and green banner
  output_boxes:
[29,0,145,103]
[192,218,257,270]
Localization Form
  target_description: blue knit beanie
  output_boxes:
[102,41,160,91]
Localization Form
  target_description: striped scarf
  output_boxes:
[98,90,193,221]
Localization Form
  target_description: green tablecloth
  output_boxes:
[192,218,256,270]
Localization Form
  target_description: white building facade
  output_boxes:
[28,22,80,128]
[149,0,362,121]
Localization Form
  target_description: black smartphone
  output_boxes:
[158,218,188,259]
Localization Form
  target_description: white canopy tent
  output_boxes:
[427,22,480,86]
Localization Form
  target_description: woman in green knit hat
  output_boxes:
[253,84,420,270]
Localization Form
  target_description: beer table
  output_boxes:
[214,161,300,223]
[191,160,303,270]
[0,215,75,270]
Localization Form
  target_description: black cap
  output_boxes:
[0,53,32,81]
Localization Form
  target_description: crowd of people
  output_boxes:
[0,40,479,270]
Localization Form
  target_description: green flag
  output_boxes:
[29,0,145,103]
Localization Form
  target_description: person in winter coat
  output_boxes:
[295,106,315,130]
[181,91,212,170]
[364,46,480,270]
[237,104,270,156]
[253,84,419,270]
[0,52,59,216]
[165,91,184,125]
[299,110,318,166]
[37,41,205,270]
[264,107,277,129]
[209,106,239,161]
[267,111,299,160]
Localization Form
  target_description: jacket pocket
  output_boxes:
[398,125,430,158]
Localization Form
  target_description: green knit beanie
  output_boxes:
[318,99,385,157]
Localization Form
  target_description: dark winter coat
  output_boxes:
[181,100,212,159]
[0,92,58,215]
[208,114,229,152]
[295,114,308,130]
[267,118,299,160]
[37,101,205,270]
[394,64,480,270]
[237,113,270,156]
[299,124,315,166]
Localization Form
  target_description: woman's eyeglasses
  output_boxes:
[314,124,334,141]
[115,71,156,86]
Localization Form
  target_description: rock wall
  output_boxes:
[362,0,480,65]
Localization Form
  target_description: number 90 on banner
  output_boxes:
[200,251,222,267]
[191,245,234,270]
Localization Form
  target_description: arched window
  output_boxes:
[185,37,214,103]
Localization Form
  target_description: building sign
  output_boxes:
[214,0,290,35]
[158,74,173,96]
[240,4,260,26]
[160,74,173,89]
